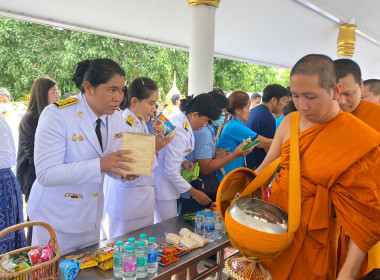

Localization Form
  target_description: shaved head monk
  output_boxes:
[362,79,380,104]
[255,54,380,279]
[335,59,380,132]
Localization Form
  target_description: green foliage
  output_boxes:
[0,17,289,101]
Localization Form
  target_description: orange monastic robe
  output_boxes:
[262,111,380,280]
[353,99,380,133]
[347,99,380,276]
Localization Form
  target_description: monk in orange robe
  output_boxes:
[335,59,380,277]
[256,54,380,280]
[335,59,380,133]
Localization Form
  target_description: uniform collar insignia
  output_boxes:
[183,121,189,131]
[126,115,134,126]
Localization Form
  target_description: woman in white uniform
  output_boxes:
[26,58,136,255]
[104,77,173,239]
[154,94,221,223]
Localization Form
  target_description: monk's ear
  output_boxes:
[360,79,364,91]
[331,83,341,100]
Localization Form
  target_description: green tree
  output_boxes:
[0,17,289,101]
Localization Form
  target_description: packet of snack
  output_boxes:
[66,252,98,269]
[28,249,41,266]
[181,162,200,182]
[59,259,80,280]
[97,258,114,271]
[92,247,114,262]
[158,243,181,258]
[158,255,179,266]
[151,113,176,137]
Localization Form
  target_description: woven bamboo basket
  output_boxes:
[0,221,61,279]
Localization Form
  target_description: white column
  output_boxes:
[188,5,216,96]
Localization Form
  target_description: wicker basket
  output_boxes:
[0,221,61,279]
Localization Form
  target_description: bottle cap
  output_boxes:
[116,241,124,246]
[206,212,213,217]
[126,245,134,251]
[137,241,146,247]
[148,237,156,243]
[140,233,147,239]
[197,211,203,215]
[128,237,136,243]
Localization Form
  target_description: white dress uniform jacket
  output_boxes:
[154,112,194,201]
[27,94,123,245]
[104,108,157,223]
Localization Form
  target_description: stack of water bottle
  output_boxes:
[113,233,159,279]
[194,210,224,242]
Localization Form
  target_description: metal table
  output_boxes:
[70,216,231,280]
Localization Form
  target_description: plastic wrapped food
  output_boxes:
[158,243,181,257]
[41,247,53,263]
[158,255,179,266]
[97,258,114,271]
[28,249,41,266]
[0,255,17,272]
[59,259,80,280]
[190,233,208,247]
[166,233,182,245]
[66,252,98,270]
[179,228,193,238]
[179,236,200,250]
[92,247,114,262]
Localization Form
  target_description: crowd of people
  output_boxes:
[0,54,379,279]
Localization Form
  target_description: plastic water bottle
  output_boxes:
[113,241,124,277]
[122,245,137,280]
[136,241,148,278]
[203,212,215,241]
[214,212,224,240]
[138,233,148,245]
[128,237,137,251]
[194,211,204,236]
[147,237,158,273]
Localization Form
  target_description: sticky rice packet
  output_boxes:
[65,252,98,270]
[97,258,114,271]
[165,233,182,245]
[92,247,114,262]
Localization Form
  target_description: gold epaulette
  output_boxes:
[54,97,78,108]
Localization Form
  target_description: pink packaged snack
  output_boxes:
[41,247,53,263]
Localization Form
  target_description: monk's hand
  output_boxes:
[215,148,229,159]
[192,189,212,206]
[182,160,194,172]
[233,143,255,158]
[155,129,175,153]
[100,150,135,177]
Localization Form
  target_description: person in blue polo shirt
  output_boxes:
[216,91,272,182]
[243,84,289,169]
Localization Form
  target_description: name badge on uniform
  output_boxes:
[183,121,189,131]
[65,193,83,199]
[126,115,134,126]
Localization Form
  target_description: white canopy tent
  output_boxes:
[0,0,379,78]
